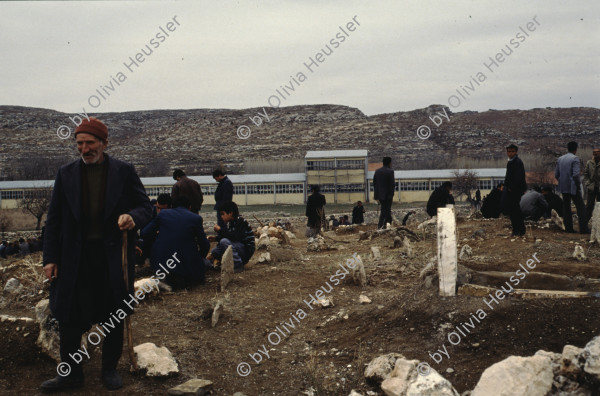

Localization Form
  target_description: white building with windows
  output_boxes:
[0,150,506,208]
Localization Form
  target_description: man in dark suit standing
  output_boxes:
[373,156,395,229]
[171,169,203,214]
[502,144,527,236]
[213,169,234,228]
[41,117,152,391]
[141,196,211,288]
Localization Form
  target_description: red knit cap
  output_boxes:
[74,117,108,141]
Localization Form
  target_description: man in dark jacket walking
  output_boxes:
[426,181,455,217]
[373,157,395,229]
[502,144,527,236]
[213,169,234,228]
[141,196,210,288]
[171,169,203,214]
[41,117,152,391]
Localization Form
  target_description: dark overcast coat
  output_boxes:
[43,155,152,322]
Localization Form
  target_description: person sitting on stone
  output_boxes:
[208,201,255,273]
[426,181,455,217]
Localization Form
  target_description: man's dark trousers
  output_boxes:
[563,192,589,233]
[507,192,525,236]
[378,199,393,229]
[59,239,124,374]
[59,320,124,375]
[586,188,599,220]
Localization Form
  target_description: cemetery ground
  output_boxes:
[0,204,599,395]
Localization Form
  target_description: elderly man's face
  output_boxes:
[76,133,107,164]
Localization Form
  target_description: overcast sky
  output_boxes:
[1,0,598,116]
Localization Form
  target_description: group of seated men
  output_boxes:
[137,194,255,290]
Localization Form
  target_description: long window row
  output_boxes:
[0,190,23,199]
[306,159,365,170]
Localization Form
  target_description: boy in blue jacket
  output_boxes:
[208,201,255,273]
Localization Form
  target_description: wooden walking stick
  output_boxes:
[121,230,138,370]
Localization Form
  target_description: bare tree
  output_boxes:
[0,211,12,239]
[13,157,71,181]
[451,169,479,200]
[18,187,53,230]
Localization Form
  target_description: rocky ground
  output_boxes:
[1,205,600,395]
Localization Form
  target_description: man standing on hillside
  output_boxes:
[502,144,527,236]
[171,169,203,214]
[41,117,152,391]
[373,156,395,229]
[213,169,233,228]
[556,141,590,234]
[583,147,600,219]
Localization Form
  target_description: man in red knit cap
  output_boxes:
[42,117,152,391]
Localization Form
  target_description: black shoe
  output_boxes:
[101,370,123,390]
[41,374,84,392]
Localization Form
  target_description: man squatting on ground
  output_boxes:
[141,195,212,289]
[208,201,255,273]
[373,156,395,229]
[42,117,153,391]
[426,181,455,217]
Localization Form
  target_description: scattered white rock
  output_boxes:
[134,342,179,376]
[315,297,334,308]
[459,244,472,260]
[582,335,600,381]
[3,278,23,295]
[168,378,213,396]
[211,300,223,328]
[359,295,372,304]
[573,244,586,261]
[403,237,414,258]
[471,355,553,396]
[551,209,565,231]
[351,255,367,287]
[221,245,234,291]
[257,233,270,249]
[285,230,296,239]
[35,299,61,362]
[371,246,382,260]
[364,353,405,383]
[258,252,271,263]
[134,277,159,296]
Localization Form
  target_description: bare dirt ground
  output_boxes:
[1,206,599,395]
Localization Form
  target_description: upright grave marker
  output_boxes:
[437,206,457,296]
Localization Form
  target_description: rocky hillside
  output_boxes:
[0,104,598,178]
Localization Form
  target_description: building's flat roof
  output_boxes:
[367,168,506,179]
[305,150,368,159]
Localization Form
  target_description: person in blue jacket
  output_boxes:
[209,201,255,273]
[141,195,211,289]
